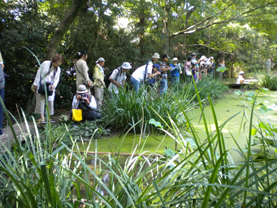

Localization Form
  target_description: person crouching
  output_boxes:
[71,85,101,121]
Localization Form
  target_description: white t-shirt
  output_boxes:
[131,64,153,82]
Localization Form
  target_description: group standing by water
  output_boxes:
[29,51,225,123]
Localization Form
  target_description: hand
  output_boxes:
[115,82,120,87]
[49,85,55,91]
[83,97,90,104]
[76,95,82,100]
[33,85,38,91]
[88,80,92,87]
[156,71,161,76]
[0,64,4,69]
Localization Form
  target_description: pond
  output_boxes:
[79,90,277,161]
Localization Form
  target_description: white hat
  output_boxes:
[172,57,178,61]
[200,55,207,61]
[152,52,160,59]
[96,57,105,63]
[77,85,88,93]
[210,56,214,59]
[121,62,132,69]
[239,71,244,74]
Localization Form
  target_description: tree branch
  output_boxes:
[171,1,277,37]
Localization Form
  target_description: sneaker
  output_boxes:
[40,120,46,124]
[50,120,55,124]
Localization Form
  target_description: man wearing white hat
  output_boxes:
[108,62,132,95]
[93,57,105,111]
[131,53,161,93]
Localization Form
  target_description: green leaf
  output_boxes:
[164,147,176,157]
[149,118,163,128]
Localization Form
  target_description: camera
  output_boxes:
[80,93,86,98]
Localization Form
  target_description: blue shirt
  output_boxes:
[169,63,180,77]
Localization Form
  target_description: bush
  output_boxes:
[260,74,277,91]
[103,77,229,133]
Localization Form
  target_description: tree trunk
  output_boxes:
[138,0,146,57]
[46,0,87,60]
[162,4,171,54]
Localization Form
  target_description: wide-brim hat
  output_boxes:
[77,85,88,93]
[96,57,105,63]
[122,62,132,69]
[152,52,160,59]
[172,57,178,61]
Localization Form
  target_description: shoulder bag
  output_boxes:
[38,63,55,96]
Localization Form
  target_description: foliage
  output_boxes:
[103,78,228,133]
[216,66,228,72]
[45,119,111,146]
[260,74,277,91]
[1,83,277,207]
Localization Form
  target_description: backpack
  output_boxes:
[104,67,121,88]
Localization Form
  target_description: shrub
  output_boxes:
[103,77,229,133]
[260,74,277,91]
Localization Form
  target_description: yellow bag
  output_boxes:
[72,109,82,121]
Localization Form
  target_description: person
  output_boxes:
[184,56,192,82]
[191,52,200,82]
[75,50,93,95]
[32,54,63,124]
[131,63,161,93]
[169,57,181,85]
[191,62,197,82]
[93,57,105,111]
[145,52,161,86]
[0,50,5,136]
[266,57,273,75]
[218,59,225,79]
[108,62,132,96]
[207,57,215,77]
[198,55,209,78]
[159,54,172,95]
[71,85,101,121]
[236,71,245,84]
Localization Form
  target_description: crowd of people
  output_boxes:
[29,51,226,124]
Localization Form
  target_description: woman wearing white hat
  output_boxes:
[71,85,101,121]
[93,57,106,111]
[108,62,132,95]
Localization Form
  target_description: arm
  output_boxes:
[33,61,47,91]
[0,51,4,69]
[94,65,105,86]
[109,69,120,87]
[72,95,79,109]
[148,71,161,78]
[89,96,97,110]
[51,67,61,90]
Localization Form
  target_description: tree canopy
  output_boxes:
[0,0,276,112]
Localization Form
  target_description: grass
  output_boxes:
[260,74,277,90]
[103,77,228,133]
[0,81,276,207]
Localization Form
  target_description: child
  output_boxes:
[236,71,244,84]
